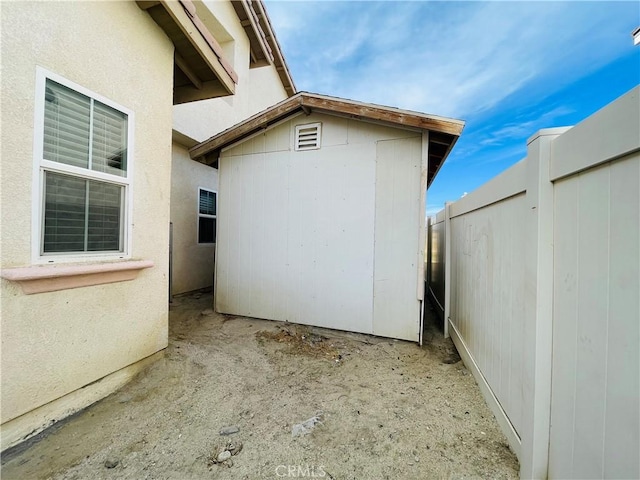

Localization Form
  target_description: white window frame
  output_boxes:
[197,187,217,245]
[31,67,134,264]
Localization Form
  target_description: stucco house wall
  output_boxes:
[0,1,174,450]
[170,141,219,294]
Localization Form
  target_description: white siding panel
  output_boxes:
[373,137,422,341]
[266,153,291,321]
[449,193,526,436]
[216,127,378,334]
[348,120,417,145]
[550,152,640,479]
[264,122,291,153]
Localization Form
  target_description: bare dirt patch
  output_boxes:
[256,326,343,361]
[2,293,519,479]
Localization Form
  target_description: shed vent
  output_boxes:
[295,123,322,151]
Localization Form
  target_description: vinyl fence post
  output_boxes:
[520,128,567,479]
[443,201,452,339]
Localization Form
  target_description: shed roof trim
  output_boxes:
[190,91,463,158]
[189,92,464,187]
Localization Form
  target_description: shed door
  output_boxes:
[373,137,422,341]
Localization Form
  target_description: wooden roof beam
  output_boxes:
[137,1,161,10]
[252,0,296,95]
[138,0,238,104]
[231,0,273,66]
[175,53,202,90]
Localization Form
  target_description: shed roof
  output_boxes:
[189,92,465,186]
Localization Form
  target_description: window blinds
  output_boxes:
[199,190,216,215]
[44,79,127,176]
[43,172,122,253]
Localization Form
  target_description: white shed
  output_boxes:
[190,93,464,342]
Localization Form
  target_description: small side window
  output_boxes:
[294,122,322,151]
[198,188,217,244]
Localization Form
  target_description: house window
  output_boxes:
[35,69,132,259]
[198,188,217,244]
[294,122,322,151]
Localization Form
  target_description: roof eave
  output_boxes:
[229,1,296,97]
[137,0,238,104]
[253,0,296,96]
[189,93,464,176]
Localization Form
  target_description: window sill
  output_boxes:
[1,260,154,294]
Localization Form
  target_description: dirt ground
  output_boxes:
[2,292,519,479]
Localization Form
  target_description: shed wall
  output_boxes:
[373,137,422,340]
[216,113,422,340]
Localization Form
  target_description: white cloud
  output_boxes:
[265,1,636,119]
[478,105,575,146]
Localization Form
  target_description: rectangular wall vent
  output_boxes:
[295,123,322,151]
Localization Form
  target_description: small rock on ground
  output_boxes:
[217,450,232,462]
[219,426,239,436]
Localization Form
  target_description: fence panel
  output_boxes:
[441,160,528,456]
[449,193,527,437]
[548,87,640,479]
[426,87,639,478]
[426,211,446,320]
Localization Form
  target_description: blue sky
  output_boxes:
[264,0,640,216]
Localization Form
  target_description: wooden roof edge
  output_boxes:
[189,91,465,160]
[254,0,297,96]
[231,1,273,64]
[189,93,304,159]
[299,92,464,136]
[173,0,238,83]
[138,0,238,89]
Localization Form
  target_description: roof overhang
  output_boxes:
[232,0,296,96]
[137,0,239,104]
[189,92,464,187]
[232,0,272,67]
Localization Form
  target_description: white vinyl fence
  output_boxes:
[426,209,446,321]
[427,87,639,479]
